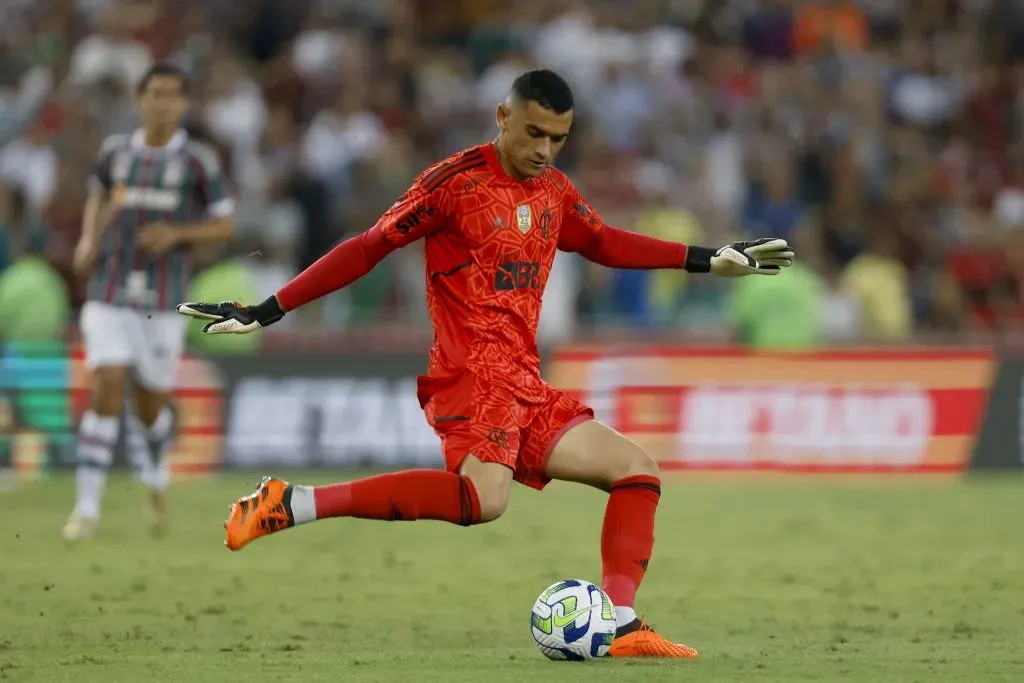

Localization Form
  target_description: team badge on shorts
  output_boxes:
[516,204,532,234]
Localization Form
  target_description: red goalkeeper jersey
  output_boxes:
[276,142,691,406]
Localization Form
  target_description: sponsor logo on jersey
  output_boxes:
[516,204,532,234]
[114,186,183,211]
[396,204,436,235]
[573,201,600,226]
[494,261,541,291]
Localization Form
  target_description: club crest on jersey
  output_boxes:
[515,204,532,234]
[161,158,184,188]
[539,208,554,239]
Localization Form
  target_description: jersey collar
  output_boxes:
[131,128,187,154]
[482,140,547,185]
[481,140,508,179]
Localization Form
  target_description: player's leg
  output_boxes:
[221,458,509,551]
[131,309,189,536]
[221,380,519,550]
[292,453,508,523]
[124,405,169,496]
[128,385,173,536]
[63,302,132,541]
[544,420,660,620]
[530,393,697,658]
[125,400,173,494]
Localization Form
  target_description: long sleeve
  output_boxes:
[562,223,689,270]
[275,226,396,311]
[556,184,688,269]
[275,177,452,311]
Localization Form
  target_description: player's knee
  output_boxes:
[467,473,510,523]
[459,456,512,523]
[629,450,660,479]
[476,487,510,523]
[131,383,168,426]
[606,444,660,488]
[90,367,128,417]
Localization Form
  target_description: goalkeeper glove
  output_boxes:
[685,238,795,277]
[176,296,285,334]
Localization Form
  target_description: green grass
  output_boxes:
[1,471,1022,682]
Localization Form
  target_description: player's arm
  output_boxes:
[177,145,235,245]
[73,139,118,276]
[139,145,235,255]
[558,186,794,276]
[178,180,451,333]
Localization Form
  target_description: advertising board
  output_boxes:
[547,347,996,473]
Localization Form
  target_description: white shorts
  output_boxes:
[80,301,188,393]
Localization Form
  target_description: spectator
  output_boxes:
[0,0,1021,342]
[792,0,869,58]
[476,49,534,113]
[589,61,656,154]
[633,160,703,323]
[744,0,795,63]
[840,230,913,341]
[300,88,385,198]
[67,4,153,92]
[0,184,26,272]
[887,33,960,130]
[202,49,267,177]
[0,65,54,146]
[0,116,58,213]
[728,253,828,351]
[0,244,69,342]
[742,152,807,241]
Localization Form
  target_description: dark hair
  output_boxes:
[509,69,573,114]
[137,62,190,95]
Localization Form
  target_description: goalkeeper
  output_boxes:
[180,70,793,659]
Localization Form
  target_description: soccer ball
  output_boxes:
[530,579,617,661]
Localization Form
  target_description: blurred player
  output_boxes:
[63,63,234,541]
[180,70,792,657]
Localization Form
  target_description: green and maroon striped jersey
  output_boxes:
[87,128,234,311]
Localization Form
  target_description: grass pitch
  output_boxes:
[1,471,1022,682]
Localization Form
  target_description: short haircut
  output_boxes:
[509,69,574,114]
[138,62,190,95]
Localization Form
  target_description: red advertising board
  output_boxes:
[548,347,996,473]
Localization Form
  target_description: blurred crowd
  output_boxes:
[2,0,1024,349]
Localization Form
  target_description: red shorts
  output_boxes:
[421,372,594,490]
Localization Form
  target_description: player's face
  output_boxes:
[497,100,572,180]
[138,75,189,132]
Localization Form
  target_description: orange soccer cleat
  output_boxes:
[223,476,294,551]
[608,620,699,659]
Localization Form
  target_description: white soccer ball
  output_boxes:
[530,579,617,661]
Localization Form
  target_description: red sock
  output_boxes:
[309,470,481,526]
[601,475,661,610]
